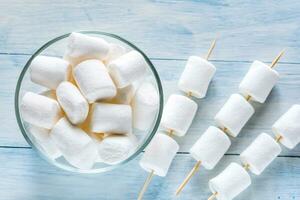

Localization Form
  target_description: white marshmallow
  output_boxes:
[91,103,132,134]
[209,163,251,200]
[73,59,116,103]
[64,32,110,65]
[215,94,254,137]
[112,84,135,104]
[161,94,198,137]
[108,50,147,88]
[56,81,89,125]
[97,134,138,165]
[240,133,281,175]
[29,125,61,160]
[178,56,216,98]
[239,60,279,103]
[190,126,231,170]
[21,92,62,129]
[30,55,70,89]
[132,82,159,131]
[104,43,126,63]
[50,118,98,169]
[272,105,300,149]
[139,133,179,177]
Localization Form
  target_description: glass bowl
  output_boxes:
[15,31,163,173]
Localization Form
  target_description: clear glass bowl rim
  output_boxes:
[14,31,164,173]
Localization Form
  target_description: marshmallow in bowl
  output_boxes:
[178,56,216,98]
[56,81,89,125]
[91,103,132,134]
[50,118,98,169]
[30,55,70,89]
[161,94,198,137]
[108,50,147,88]
[132,82,159,131]
[239,60,279,103]
[111,84,135,104]
[29,125,62,160]
[104,43,127,64]
[21,92,62,129]
[73,59,117,103]
[64,32,110,65]
[97,134,138,165]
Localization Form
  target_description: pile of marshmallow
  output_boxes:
[20,32,159,169]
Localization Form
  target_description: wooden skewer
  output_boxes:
[175,161,202,196]
[270,49,285,68]
[205,39,217,60]
[208,192,218,200]
[137,170,155,200]
[275,135,283,143]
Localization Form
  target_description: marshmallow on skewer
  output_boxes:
[190,126,231,170]
[73,59,116,103]
[240,133,281,175]
[29,125,62,160]
[104,43,127,64]
[56,81,89,125]
[21,92,62,129]
[30,56,70,89]
[108,50,147,88]
[161,94,198,137]
[140,133,179,177]
[91,103,132,134]
[64,32,110,65]
[239,60,279,103]
[209,163,251,200]
[272,104,300,149]
[178,56,216,98]
[214,93,255,137]
[132,82,159,131]
[50,118,98,169]
[97,134,138,165]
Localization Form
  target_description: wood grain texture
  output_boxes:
[0,0,300,199]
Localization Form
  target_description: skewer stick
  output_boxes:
[275,135,283,143]
[137,170,155,200]
[175,161,202,196]
[208,192,218,200]
[270,50,285,68]
[205,39,217,60]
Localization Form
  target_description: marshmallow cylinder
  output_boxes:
[215,94,255,137]
[64,32,110,65]
[108,50,147,88]
[209,163,251,200]
[91,103,132,134]
[272,105,300,149]
[56,82,89,125]
[30,55,70,89]
[239,60,279,103]
[112,84,135,104]
[161,94,198,137]
[132,82,159,131]
[50,118,98,169]
[73,59,116,103]
[190,126,231,170]
[139,133,179,177]
[97,134,138,165]
[104,43,126,64]
[178,56,216,98]
[21,92,62,129]
[240,133,281,175]
[29,125,62,160]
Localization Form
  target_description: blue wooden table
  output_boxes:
[1,1,300,199]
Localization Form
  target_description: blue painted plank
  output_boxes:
[0,148,299,200]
